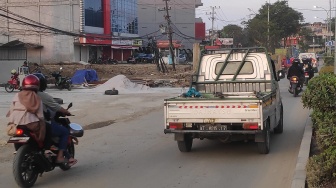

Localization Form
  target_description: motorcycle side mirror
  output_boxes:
[277,70,285,80]
[67,102,73,110]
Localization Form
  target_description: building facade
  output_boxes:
[137,0,204,50]
[0,0,140,83]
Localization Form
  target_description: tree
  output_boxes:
[245,1,303,53]
[220,24,243,47]
[298,27,315,52]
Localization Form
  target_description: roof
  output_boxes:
[0,40,43,49]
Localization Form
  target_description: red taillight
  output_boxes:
[243,123,259,130]
[305,72,308,76]
[169,123,183,129]
[16,129,24,136]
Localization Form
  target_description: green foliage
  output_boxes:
[319,66,334,75]
[324,56,334,66]
[304,72,336,187]
[306,147,336,188]
[314,111,336,149]
[245,1,303,50]
[299,27,314,52]
[220,25,245,47]
[301,74,336,111]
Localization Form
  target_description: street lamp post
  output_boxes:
[314,5,331,56]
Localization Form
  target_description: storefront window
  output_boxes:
[111,0,138,34]
[84,0,103,28]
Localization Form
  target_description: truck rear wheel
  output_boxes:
[177,134,193,152]
[258,120,270,154]
[274,105,284,134]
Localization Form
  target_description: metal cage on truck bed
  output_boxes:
[191,47,274,93]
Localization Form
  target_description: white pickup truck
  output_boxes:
[164,47,285,154]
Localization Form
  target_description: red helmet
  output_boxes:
[22,74,40,90]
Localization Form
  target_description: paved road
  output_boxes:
[0,79,309,188]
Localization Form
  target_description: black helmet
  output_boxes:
[32,73,47,91]
[292,58,300,66]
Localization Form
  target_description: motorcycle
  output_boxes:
[288,76,302,97]
[106,58,118,64]
[127,56,136,64]
[303,68,310,85]
[51,67,72,91]
[5,73,21,93]
[7,103,83,187]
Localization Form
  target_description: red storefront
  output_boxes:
[79,0,139,62]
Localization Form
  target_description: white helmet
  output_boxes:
[11,69,16,74]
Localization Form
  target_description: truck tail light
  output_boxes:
[243,123,259,130]
[169,123,183,129]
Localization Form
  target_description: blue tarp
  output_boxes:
[71,69,98,84]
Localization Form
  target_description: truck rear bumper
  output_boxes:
[164,129,260,134]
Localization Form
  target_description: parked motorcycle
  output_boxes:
[127,56,136,64]
[288,76,302,97]
[7,103,83,187]
[51,67,72,91]
[5,71,21,93]
[105,58,118,64]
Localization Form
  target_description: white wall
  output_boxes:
[0,61,25,84]
[0,0,80,63]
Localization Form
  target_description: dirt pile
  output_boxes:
[39,63,194,87]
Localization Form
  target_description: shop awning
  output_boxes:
[0,40,43,49]
[111,46,139,49]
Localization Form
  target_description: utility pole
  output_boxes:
[159,0,175,71]
[206,6,219,46]
[267,0,270,51]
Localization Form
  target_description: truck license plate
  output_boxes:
[199,125,227,131]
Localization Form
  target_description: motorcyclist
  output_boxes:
[21,61,30,74]
[303,58,315,79]
[33,73,77,166]
[10,69,19,85]
[287,58,304,89]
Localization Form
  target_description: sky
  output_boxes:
[196,0,335,30]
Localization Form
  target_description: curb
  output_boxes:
[291,115,312,188]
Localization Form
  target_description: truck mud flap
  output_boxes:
[255,131,264,142]
[174,133,185,141]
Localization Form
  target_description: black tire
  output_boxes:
[274,104,284,134]
[59,141,75,171]
[258,120,270,154]
[57,84,63,90]
[5,83,14,93]
[13,145,39,188]
[177,134,193,152]
[104,89,119,95]
[67,84,72,91]
[292,84,298,97]
[53,98,63,104]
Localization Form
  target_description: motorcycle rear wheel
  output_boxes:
[5,83,14,93]
[59,141,75,171]
[13,145,39,187]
